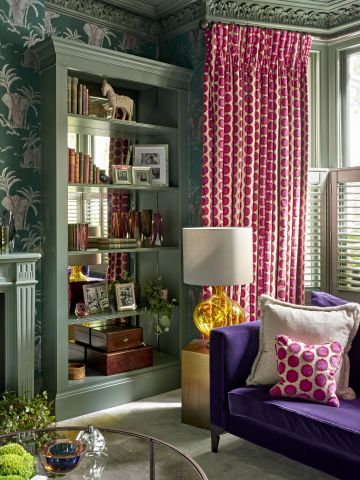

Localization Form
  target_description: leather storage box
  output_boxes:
[87,345,153,375]
[73,325,91,345]
[68,342,87,362]
[90,325,143,352]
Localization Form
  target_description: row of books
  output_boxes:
[68,148,101,184]
[88,237,139,249]
[67,76,89,115]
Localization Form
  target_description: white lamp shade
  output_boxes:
[182,227,253,286]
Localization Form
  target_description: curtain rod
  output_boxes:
[199,19,212,30]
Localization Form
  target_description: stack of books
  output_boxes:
[88,237,139,250]
[67,76,89,115]
[68,148,101,184]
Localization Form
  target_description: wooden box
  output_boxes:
[90,325,143,352]
[87,345,153,376]
[68,342,87,363]
[73,325,91,345]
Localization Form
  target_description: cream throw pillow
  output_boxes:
[246,295,360,400]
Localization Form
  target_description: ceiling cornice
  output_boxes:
[45,0,360,42]
[102,0,197,18]
[206,1,360,33]
[45,0,160,40]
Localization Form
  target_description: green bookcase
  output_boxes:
[34,37,191,420]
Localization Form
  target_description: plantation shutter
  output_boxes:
[83,192,108,237]
[329,168,360,300]
[304,169,328,290]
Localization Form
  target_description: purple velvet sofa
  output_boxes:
[210,321,360,479]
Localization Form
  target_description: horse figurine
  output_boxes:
[101,79,134,120]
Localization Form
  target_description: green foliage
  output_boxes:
[0,392,55,435]
[143,276,177,319]
[0,444,28,457]
[0,452,34,479]
[0,475,26,480]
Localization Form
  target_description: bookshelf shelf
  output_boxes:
[68,308,146,325]
[68,184,179,193]
[68,246,179,256]
[68,114,177,138]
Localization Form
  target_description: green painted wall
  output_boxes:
[160,30,204,340]
[0,0,157,383]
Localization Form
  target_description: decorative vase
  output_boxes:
[129,210,141,246]
[151,212,163,247]
[141,209,152,247]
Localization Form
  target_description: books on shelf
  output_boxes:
[68,148,101,184]
[88,237,138,249]
[68,76,89,115]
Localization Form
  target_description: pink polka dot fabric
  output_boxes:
[270,335,342,407]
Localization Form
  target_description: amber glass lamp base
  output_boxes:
[193,285,245,338]
[69,265,88,282]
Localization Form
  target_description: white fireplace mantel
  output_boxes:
[0,253,41,398]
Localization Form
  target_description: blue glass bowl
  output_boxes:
[39,439,86,474]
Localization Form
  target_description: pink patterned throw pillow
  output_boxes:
[270,335,342,407]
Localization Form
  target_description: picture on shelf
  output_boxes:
[83,281,110,314]
[115,282,137,311]
[112,165,132,184]
[132,166,152,186]
[133,145,169,187]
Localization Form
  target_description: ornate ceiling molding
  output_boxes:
[206,1,360,31]
[44,0,360,41]
[160,1,205,35]
[45,0,160,40]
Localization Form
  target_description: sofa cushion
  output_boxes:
[228,385,360,456]
[270,335,341,407]
[246,294,360,399]
[311,291,349,307]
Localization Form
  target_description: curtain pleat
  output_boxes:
[202,24,312,320]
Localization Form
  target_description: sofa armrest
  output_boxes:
[209,321,260,428]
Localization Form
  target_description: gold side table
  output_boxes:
[181,339,210,430]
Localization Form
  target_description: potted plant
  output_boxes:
[143,276,177,333]
[0,391,55,434]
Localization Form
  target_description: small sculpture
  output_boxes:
[101,79,134,120]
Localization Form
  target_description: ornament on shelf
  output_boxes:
[129,210,141,246]
[151,212,163,247]
[141,209,152,247]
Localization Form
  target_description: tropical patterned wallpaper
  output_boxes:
[0,0,158,382]
[160,29,205,340]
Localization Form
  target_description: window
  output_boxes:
[329,168,360,300]
[342,49,360,167]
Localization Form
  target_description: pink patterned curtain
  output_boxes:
[106,137,129,281]
[202,24,312,320]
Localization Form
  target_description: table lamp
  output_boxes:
[182,227,253,337]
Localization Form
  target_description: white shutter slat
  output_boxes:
[336,181,360,292]
[304,169,327,289]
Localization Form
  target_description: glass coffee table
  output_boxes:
[0,427,208,479]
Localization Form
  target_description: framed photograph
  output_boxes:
[133,144,169,187]
[115,282,137,311]
[132,166,152,186]
[112,165,132,184]
[83,281,110,314]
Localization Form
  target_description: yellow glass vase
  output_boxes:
[193,286,245,338]
[69,265,88,282]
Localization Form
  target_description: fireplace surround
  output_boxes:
[0,253,40,398]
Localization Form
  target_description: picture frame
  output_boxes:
[115,282,137,311]
[112,165,132,184]
[132,166,152,186]
[133,144,169,187]
[83,281,110,314]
